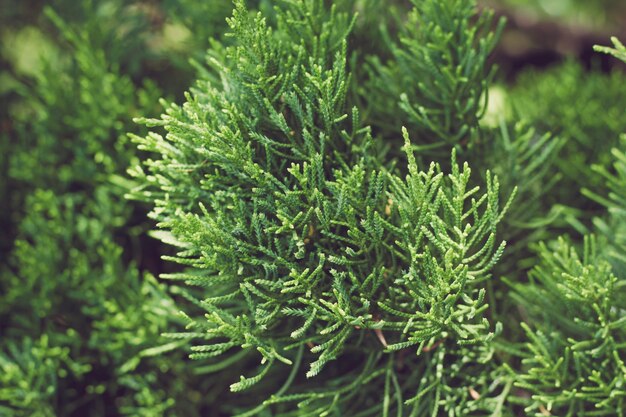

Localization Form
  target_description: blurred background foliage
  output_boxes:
[1,0,626,416]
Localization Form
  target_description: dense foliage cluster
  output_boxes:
[2,0,626,416]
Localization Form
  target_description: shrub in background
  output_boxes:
[0,1,231,415]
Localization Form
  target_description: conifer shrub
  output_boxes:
[3,0,626,416]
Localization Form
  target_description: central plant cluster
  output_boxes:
[132,1,510,414]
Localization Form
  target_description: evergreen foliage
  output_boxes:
[129,1,520,414]
[363,0,566,260]
[1,2,217,415]
[509,39,626,417]
[585,135,626,275]
[3,1,626,416]
[595,37,626,63]
[510,61,626,212]
[365,0,504,157]
[512,236,626,416]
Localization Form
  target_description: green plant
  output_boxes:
[510,61,626,213]
[508,42,626,417]
[0,3,206,416]
[129,1,626,415]
[4,1,626,416]
[130,1,519,415]
[511,236,626,416]
[365,0,504,157]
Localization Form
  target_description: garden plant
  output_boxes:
[2,0,626,416]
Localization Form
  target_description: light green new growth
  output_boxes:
[594,37,626,64]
